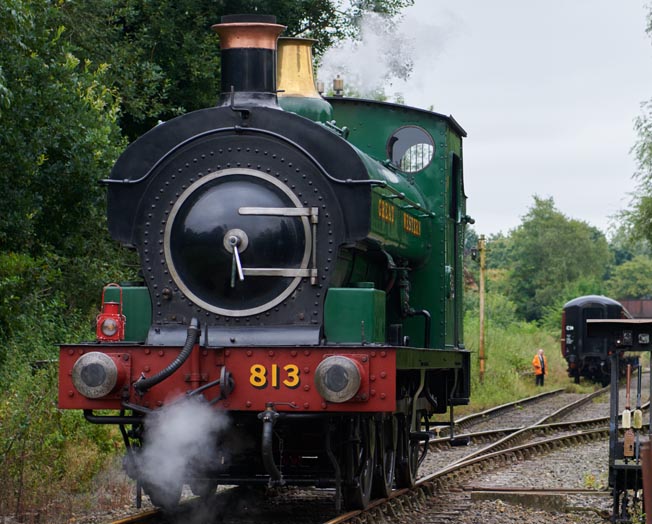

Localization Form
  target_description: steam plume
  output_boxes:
[318,12,415,99]
[135,396,229,503]
[317,10,456,103]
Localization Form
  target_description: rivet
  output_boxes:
[291,350,297,357]
[303,367,310,374]
[303,385,310,391]
[380,392,386,400]
[246,401,252,408]
[380,371,387,379]
[304,403,310,409]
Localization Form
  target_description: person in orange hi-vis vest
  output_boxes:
[532,348,547,386]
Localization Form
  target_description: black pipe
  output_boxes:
[409,309,431,349]
[84,409,145,425]
[122,401,153,414]
[424,388,438,410]
[259,405,283,485]
[134,318,199,394]
[187,377,222,398]
[325,424,342,513]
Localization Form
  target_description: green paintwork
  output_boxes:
[396,347,469,370]
[278,96,334,122]
[327,98,468,352]
[356,151,433,263]
[103,285,151,342]
[369,187,431,262]
[324,285,386,343]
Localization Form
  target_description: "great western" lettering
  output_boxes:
[378,199,395,224]
[403,212,421,236]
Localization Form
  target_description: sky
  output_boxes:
[320,1,652,237]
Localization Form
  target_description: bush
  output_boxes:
[0,359,119,519]
[0,256,132,521]
[461,291,585,413]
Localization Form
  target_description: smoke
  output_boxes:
[317,10,458,103]
[134,396,230,504]
[318,12,414,99]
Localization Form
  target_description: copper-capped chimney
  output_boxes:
[212,14,286,107]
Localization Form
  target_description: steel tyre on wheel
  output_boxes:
[342,416,376,510]
[372,414,397,498]
[394,412,418,488]
[142,480,182,511]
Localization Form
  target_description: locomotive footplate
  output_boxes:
[59,343,397,413]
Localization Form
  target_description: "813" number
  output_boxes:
[249,364,300,389]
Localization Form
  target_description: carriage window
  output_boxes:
[387,126,434,173]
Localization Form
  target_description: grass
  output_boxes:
[458,314,598,416]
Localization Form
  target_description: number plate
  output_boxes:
[249,363,300,389]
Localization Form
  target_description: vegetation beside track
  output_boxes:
[460,308,595,416]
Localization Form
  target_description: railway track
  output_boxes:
[108,384,640,524]
[437,387,567,437]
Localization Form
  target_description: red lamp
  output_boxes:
[96,283,126,341]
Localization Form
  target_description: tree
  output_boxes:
[507,197,611,321]
[0,0,137,344]
[623,99,652,243]
[55,0,414,139]
[622,6,652,241]
[606,255,652,299]
[0,0,123,255]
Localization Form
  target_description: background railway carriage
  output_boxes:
[562,295,636,385]
[58,15,471,511]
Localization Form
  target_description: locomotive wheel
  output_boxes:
[189,478,219,499]
[394,412,418,488]
[372,414,397,498]
[342,416,376,510]
[142,480,182,511]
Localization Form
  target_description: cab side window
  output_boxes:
[387,126,434,173]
